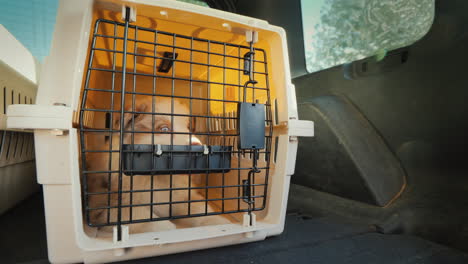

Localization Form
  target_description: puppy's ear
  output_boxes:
[113,102,148,130]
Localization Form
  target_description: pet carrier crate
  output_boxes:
[6,0,314,263]
[0,25,38,215]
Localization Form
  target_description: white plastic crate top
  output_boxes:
[7,0,314,263]
[0,25,38,129]
[0,25,38,215]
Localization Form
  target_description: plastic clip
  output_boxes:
[203,145,209,155]
[154,144,163,156]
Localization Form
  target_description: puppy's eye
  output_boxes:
[159,125,171,132]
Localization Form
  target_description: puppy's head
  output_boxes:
[113,96,201,146]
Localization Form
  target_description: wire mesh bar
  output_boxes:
[115,6,131,241]
[92,33,267,63]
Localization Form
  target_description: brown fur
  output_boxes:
[86,97,231,234]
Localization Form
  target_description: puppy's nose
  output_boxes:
[190,136,202,145]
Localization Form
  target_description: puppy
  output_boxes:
[86,96,231,234]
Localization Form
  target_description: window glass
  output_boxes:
[301,0,435,73]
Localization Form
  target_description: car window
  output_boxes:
[301,0,435,73]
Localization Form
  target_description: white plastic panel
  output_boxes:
[0,25,38,215]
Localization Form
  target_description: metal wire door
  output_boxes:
[79,8,272,239]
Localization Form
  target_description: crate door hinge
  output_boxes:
[121,6,137,22]
[243,212,257,236]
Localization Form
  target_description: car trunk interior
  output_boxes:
[3,0,468,263]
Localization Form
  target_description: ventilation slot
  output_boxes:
[0,132,35,167]
[274,136,279,163]
[274,98,279,125]
[3,87,6,115]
